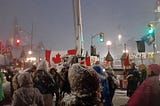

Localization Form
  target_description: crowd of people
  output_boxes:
[0,58,119,106]
[126,63,160,106]
[0,56,159,106]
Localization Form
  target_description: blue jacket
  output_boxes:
[93,65,112,106]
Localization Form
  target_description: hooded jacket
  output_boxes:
[11,72,44,106]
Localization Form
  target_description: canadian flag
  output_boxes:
[79,56,99,66]
[67,49,77,55]
[46,49,77,66]
[79,56,91,66]
[124,54,130,67]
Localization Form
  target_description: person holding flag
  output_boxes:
[126,63,140,97]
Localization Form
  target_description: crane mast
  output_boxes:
[72,0,84,56]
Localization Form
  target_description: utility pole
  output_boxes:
[155,0,160,21]
[154,0,160,52]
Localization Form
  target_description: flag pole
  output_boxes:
[141,53,143,64]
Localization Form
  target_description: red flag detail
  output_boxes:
[85,56,91,66]
[124,54,130,67]
[45,50,51,66]
[67,49,77,55]
[80,61,85,65]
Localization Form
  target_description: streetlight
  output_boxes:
[28,50,32,55]
[118,34,122,43]
[106,40,112,51]
[123,49,129,53]
[105,40,113,66]
[90,32,104,56]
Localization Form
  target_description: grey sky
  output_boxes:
[0,0,156,57]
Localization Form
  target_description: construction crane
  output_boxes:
[72,0,84,57]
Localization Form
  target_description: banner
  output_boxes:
[45,49,77,66]
[136,40,145,52]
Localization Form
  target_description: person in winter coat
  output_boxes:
[33,60,56,106]
[138,64,147,84]
[11,71,44,106]
[92,65,112,106]
[126,63,140,97]
[60,63,102,106]
[127,63,160,106]
[0,69,5,105]
[12,65,37,94]
[106,67,118,101]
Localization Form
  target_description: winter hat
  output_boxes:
[36,60,49,71]
[49,67,57,74]
[17,72,33,87]
[138,64,147,71]
[148,64,160,75]
[68,63,101,97]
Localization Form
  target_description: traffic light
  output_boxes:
[147,23,155,36]
[146,23,155,45]
[15,39,21,46]
[99,32,104,42]
[141,23,156,45]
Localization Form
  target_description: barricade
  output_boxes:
[117,75,128,89]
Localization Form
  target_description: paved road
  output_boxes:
[113,89,129,106]
[4,89,129,106]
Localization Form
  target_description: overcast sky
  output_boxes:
[0,0,156,58]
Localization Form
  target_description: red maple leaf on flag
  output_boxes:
[52,53,62,64]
